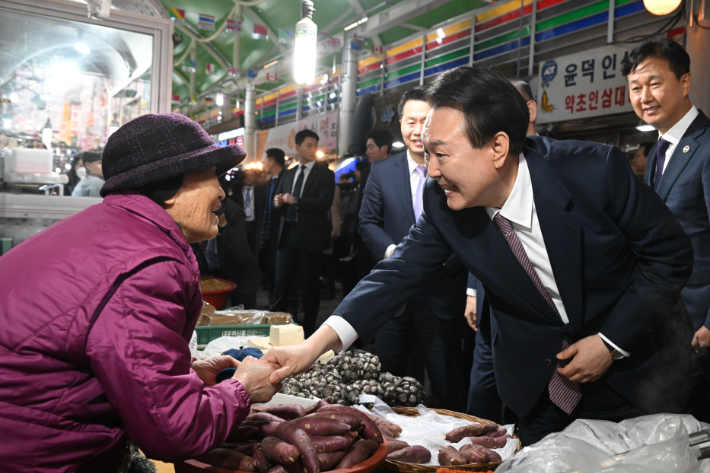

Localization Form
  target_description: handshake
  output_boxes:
[192,325,345,403]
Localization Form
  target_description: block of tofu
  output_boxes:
[247,337,273,350]
[270,324,305,346]
[317,350,334,364]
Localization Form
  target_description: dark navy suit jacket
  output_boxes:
[646,111,710,331]
[359,151,466,320]
[338,137,694,419]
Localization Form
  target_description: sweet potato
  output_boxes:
[444,424,498,443]
[283,462,306,473]
[335,439,380,469]
[484,429,508,438]
[289,417,351,436]
[387,439,410,454]
[276,421,320,473]
[228,425,260,442]
[303,400,328,416]
[268,466,287,473]
[309,435,356,453]
[366,413,402,438]
[196,448,259,471]
[254,446,273,473]
[387,445,431,463]
[469,435,510,449]
[305,412,362,430]
[319,405,383,444]
[316,451,347,471]
[221,442,259,455]
[247,412,287,423]
[255,404,306,420]
[261,436,301,466]
[438,446,467,466]
[459,444,500,463]
[245,421,282,439]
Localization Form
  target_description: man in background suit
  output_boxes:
[233,168,265,254]
[259,148,285,305]
[264,66,694,445]
[271,130,335,337]
[625,37,710,421]
[359,88,467,410]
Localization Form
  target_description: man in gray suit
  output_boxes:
[624,37,710,421]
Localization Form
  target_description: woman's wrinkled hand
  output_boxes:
[233,356,283,404]
[192,355,240,386]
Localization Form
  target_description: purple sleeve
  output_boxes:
[86,259,251,461]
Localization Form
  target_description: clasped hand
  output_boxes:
[274,193,294,208]
[192,355,282,403]
[556,335,613,383]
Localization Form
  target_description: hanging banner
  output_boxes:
[182,60,196,73]
[228,67,240,78]
[278,29,294,44]
[168,8,185,24]
[265,72,278,82]
[206,63,215,74]
[537,45,633,124]
[257,110,339,159]
[198,13,215,31]
[252,24,268,40]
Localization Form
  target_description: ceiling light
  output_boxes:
[636,124,656,132]
[294,1,317,84]
[643,0,682,15]
[9,92,19,103]
[316,150,325,158]
[216,93,224,107]
[263,59,279,69]
[437,28,445,38]
[392,141,405,148]
[320,74,328,85]
[344,17,368,31]
[74,42,91,55]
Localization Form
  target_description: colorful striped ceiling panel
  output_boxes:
[384,70,421,89]
[357,84,382,96]
[424,56,470,77]
[358,61,384,75]
[426,29,471,53]
[474,36,530,62]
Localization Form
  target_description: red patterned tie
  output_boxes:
[494,213,582,415]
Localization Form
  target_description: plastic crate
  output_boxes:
[195,324,271,347]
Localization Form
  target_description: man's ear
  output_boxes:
[490,132,511,170]
[528,100,538,124]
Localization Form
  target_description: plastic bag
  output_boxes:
[497,414,702,473]
[198,335,253,359]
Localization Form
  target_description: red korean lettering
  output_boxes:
[588,91,599,111]
[566,95,575,113]
[602,88,613,108]
[614,86,626,106]
[576,93,588,112]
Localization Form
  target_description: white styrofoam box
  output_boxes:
[8,148,53,174]
[253,393,319,407]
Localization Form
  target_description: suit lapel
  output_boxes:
[300,163,316,196]
[656,113,709,201]
[526,148,584,334]
[394,153,416,225]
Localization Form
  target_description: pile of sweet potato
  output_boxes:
[196,401,384,472]
[437,424,512,466]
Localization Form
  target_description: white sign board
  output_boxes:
[258,111,339,158]
[536,45,633,124]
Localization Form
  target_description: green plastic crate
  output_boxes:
[195,324,271,347]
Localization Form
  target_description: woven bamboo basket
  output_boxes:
[380,407,521,473]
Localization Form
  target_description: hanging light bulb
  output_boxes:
[293,0,317,84]
[216,93,224,107]
[643,0,682,15]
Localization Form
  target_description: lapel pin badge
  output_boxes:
[683,146,690,153]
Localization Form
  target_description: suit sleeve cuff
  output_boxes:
[599,333,631,357]
[322,316,359,353]
[466,288,477,297]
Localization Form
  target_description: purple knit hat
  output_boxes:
[100,113,246,196]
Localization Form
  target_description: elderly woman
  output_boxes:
[0,114,280,472]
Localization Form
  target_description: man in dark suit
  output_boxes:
[264,66,694,444]
[358,88,467,410]
[270,130,335,337]
[259,148,286,304]
[625,37,710,421]
[232,168,265,254]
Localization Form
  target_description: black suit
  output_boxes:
[359,151,467,410]
[259,171,285,304]
[645,110,710,421]
[232,184,265,254]
[335,137,694,442]
[270,162,336,336]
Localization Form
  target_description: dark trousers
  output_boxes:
[467,330,503,423]
[518,379,646,446]
[375,300,465,412]
[231,292,257,310]
[245,221,257,254]
[688,349,710,423]
[271,224,322,337]
[259,250,277,305]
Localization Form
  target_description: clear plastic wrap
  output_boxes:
[497,414,703,473]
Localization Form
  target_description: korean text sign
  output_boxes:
[536,45,633,124]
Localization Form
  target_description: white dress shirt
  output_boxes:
[291,160,317,194]
[659,106,699,172]
[325,153,630,356]
[384,152,426,259]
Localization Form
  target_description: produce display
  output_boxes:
[200,278,235,292]
[280,350,425,407]
[195,401,384,473]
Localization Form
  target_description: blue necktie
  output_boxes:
[287,166,306,222]
[654,139,671,192]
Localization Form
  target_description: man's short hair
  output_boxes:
[266,148,285,167]
[83,150,103,164]
[639,142,655,158]
[505,75,535,102]
[621,37,690,80]
[426,66,529,156]
[397,87,428,119]
[295,129,319,146]
[366,130,394,154]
